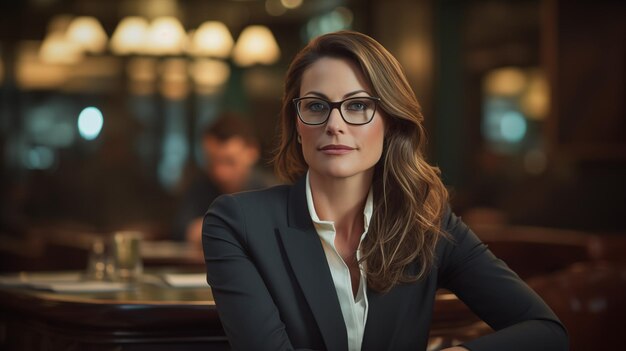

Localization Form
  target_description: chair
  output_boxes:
[528,261,626,350]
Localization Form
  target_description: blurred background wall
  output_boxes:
[0,0,623,240]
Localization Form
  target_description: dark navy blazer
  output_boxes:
[202,176,568,351]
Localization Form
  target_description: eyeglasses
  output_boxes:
[293,96,381,125]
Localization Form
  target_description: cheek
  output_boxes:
[296,121,317,154]
[360,118,386,156]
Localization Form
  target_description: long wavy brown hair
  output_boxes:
[273,31,450,293]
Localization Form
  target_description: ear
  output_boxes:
[295,120,301,137]
[245,143,260,165]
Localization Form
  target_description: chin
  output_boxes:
[312,162,373,180]
[304,151,379,180]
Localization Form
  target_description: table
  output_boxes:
[0,269,228,351]
[0,269,488,351]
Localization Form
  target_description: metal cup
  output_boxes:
[111,231,143,282]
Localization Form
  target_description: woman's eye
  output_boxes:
[347,101,367,111]
[307,102,327,112]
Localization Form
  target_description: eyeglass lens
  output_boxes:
[296,97,377,125]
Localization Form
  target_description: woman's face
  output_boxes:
[296,57,386,180]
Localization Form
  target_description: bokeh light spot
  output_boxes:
[78,106,104,140]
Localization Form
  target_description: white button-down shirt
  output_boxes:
[305,171,372,351]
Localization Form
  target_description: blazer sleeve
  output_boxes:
[437,204,569,351]
[202,195,308,351]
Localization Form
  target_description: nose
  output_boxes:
[325,107,345,135]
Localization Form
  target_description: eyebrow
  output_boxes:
[301,90,371,99]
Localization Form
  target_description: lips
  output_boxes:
[319,144,355,155]
[320,144,355,150]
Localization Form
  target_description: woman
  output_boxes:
[202,31,568,351]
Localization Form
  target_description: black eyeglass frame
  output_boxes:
[292,96,382,126]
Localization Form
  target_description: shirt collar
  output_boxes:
[305,171,374,236]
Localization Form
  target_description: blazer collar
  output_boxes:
[278,175,348,351]
[287,175,315,230]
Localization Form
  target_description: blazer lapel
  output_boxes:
[276,176,348,351]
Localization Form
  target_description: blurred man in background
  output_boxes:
[173,113,267,246]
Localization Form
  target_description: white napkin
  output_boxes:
[37,281,132,293]
[162,273,209,288]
